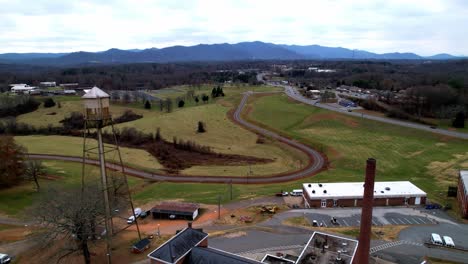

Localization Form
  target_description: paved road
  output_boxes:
[28,92,325,184]
[280,85,468,140]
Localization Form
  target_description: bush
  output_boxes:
[197,121,206,133]
[144,100,151,109]
[114,110,143,123]
[178,100,185,108]
[43,98,56,108]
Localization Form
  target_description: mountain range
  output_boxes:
[0,41,463,65]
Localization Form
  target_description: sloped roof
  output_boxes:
[151,202,200,214]
[81,86,109,99]
[186,247,262,264]
[148,227,208,263]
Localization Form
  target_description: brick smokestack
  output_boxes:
[354,158,376,264]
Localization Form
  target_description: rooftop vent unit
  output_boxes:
[308,184,311,187]
[323,190,327,194]
[381,191,384,193]
[318,183,323,187]
[385,187,391,191]
[312,190,315,194]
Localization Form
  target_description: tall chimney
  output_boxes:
[354,158,376,264]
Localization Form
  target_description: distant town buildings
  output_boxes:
[39,81,56,87]
[9,84,37,94]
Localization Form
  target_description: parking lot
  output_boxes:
[305,211,437,227]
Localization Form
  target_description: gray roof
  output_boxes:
[81,86,109,99]
[148,228,208,263]
[186,247,261,264]
[460,171,468,192]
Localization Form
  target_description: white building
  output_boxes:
[302,181,427,208]
[40,81,56,87]
[10,84,37,94]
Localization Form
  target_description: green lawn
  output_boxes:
[246,94,468,203]
[0,160,145,215]
[15,135,163,171]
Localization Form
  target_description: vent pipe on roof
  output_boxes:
[354,158,376,264]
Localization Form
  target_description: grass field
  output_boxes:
[0,160,144,215]
[246,94,468,203]
[16,100,148,127]
[15,135,163,171]
[15,85,305,177]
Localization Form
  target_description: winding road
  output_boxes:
[28,92,326,184]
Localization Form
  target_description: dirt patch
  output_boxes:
[215,205,285,226]
[146,141,273,174]
[435,142,447,147]
[217,99,233,108]
[302,113,360,128]
[406,150,424,158]
[0,226,34,243]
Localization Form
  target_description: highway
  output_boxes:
[281,85,468,140]
[28,92,326,184]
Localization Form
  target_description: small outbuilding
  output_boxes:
[151,202,200,220]
[132,238,151,254]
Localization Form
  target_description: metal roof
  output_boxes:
[147,227,208,264]
[81,86,109,99]
[151,202,199,214]
[303,181,426,200]
[186,247,262,264]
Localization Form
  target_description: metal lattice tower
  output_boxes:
[81,86,141,264]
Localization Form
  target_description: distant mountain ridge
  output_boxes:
[0,41,463,65]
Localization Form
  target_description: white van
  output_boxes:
[442,236,455,247]
[430,233,443,245]
[127,208,143,224]
[291,189,303,196]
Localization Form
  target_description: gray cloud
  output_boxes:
[0,0,467,55]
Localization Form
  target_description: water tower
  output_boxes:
[81,86,141,263]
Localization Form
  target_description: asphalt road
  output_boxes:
[28,92,325,184]
[281,85,468,140]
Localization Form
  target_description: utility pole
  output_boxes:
[230,180,233,201]
[218,195,221,220]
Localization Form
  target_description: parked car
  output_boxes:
[282,191,289,196]
[127,208,143,224]
[431,233,443,245]
[0,253,11,264]
[443,236,455,247]
[312,220,318,227]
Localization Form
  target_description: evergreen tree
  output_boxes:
[178,100,185,108]
[144,100,151,109]
[43,98,56,108]
[452,111,465,128]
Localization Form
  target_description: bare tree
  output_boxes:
[33,186,106,264]
[24,160,45,191]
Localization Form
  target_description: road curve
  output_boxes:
[28,92,326,184]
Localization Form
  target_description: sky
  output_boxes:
[1,0,467,56]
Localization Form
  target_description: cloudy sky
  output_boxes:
[1,0,467,55]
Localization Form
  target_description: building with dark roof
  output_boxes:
[148,222,261,264]
[151,202,200,220]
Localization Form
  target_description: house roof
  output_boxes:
[148,227,208,264]
[303,181,426,200]
[185,247,262,264]
[81,86,109,99]
[151,202,199,214]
